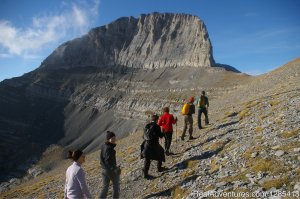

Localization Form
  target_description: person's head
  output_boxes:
[202,91,206,96]
[106,131,116,144]
[68,150,86,164]
[151,114,159,122]
[189,96,195,103]
[163,107,169,113]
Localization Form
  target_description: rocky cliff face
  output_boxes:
[41,13,215,70]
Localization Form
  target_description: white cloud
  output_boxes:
[0,0,100,58]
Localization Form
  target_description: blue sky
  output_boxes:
[0,0,299,81]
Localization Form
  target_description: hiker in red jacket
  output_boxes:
[158,107,177,155]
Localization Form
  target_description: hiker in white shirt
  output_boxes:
[64,150,92,199]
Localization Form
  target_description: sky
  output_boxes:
[0,0,299,81]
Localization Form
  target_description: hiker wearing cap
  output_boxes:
[181,97,196,140]
[99,131,121,199]
[196,91,209,129]
[158,107,177,155]
[142,114,167,179]
[64,150,92,199]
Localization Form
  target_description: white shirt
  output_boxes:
[64,162,92,199]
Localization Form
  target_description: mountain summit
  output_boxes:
[41,13,215,70]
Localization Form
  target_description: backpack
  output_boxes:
[181,103,190,115]
[144,124,155,141]
[198,96,206,108]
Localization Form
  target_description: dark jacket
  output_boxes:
[141,122,165,162]
[100,142,117,171]
[188,102,195,115]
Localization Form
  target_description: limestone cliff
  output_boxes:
[41,13,215,70]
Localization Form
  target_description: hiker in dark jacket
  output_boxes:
[99,131,120,199]
[196,91,209,129]
[181,97,196,140]
[142,114,166,179]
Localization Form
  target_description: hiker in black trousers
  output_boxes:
[141,114,167,179]
[197,91,209,129]
[99,131,121,199]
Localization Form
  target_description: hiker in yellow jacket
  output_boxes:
[181,97,195,140]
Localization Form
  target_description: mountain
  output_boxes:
[0,12,247,183]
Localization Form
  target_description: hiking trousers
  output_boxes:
[198,108,209,129]
[144,158,162,176]
[182,115,193,137]
[99,169,120,199]
[164,132,173,152]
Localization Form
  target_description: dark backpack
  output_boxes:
[144,123,155,141]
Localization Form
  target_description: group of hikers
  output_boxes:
[64,91,209,199]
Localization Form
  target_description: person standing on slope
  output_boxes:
[99,131,121,199]
[196,91,209,129]
[64,150,92,199]
[158,107,177,155]
[181,97,196,140]
[142,114,167,179]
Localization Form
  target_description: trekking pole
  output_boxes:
[175,115,178,144]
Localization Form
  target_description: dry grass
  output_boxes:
[243,146,264,159]
[180,170,195,179]
[209,157,228,174]
[281,128,299,139]
[255,126,263,133]
[217,172,247,183]
[262,176,289,190]
[243,100,260,109]
[173,185,187,199]
[207,140,228,151]
[238,108,249,120]
[248,158,288,175]
[278,141,300,152]
[203,184,215,192]
[209,158,220,174]
[269,100,280,107]
[186,160,199,169]
[126,146,136,154]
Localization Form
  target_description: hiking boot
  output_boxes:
[144,174,155,180]
[189,136,195,140]
[165,151,170,156]
[181,135,185,141]
[157,167,168,172]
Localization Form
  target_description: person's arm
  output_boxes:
[157,125,164,138]
[206,97,209,108]
[76,169,92,199]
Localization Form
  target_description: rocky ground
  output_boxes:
[1,78,299,198]
[1,58,300,198]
